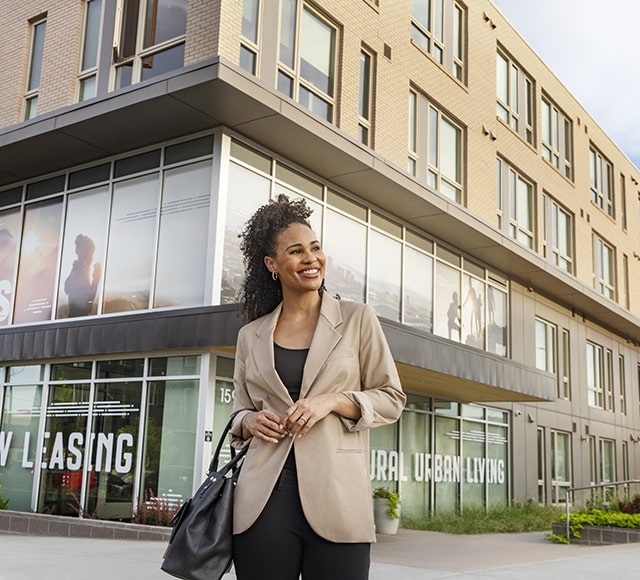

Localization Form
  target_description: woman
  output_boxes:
[230,195,405,580]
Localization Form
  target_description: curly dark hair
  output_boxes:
[238,194,321,321]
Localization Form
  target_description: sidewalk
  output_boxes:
[1,528,639,579]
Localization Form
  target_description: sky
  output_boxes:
[491,0,640,170]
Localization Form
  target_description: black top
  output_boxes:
[274,342,309,471]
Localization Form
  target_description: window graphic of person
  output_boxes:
[64,234,101,317]
[463,278,482,337]
[447,291,461,340]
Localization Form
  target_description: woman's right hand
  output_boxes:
[241,410,286,444]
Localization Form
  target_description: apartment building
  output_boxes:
[0,0,639,522]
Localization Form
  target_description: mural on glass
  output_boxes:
[399,410,431,519]
[433,414,460,515]
[461,275,485,349]
[433,261,461,342]
[403,247,433,333]
[486,422,509,508]
[368,230,401,321]
[221,162,271,304]
[0,381,42,511]
[486,286,508,356]
[323,209,366,303]
[140,356,200,507]
[154,160,212,308]
[56,186,109,319]
[13,199,63,324]
[0,209,20,326]
[102,174,159,313]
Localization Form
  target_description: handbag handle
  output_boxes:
[207,408,253,475]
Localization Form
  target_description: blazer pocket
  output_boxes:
[326,347,355,361]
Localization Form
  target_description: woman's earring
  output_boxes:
[272,271,278,281]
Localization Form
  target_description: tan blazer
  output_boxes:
[230,293,406,543]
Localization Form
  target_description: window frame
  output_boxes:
[410,89,464,203]
[78,0,104,102]
[112,0,187,90]
[550,429,572,504]
[496,158,534,249]
[593,233,616,300]
[589,145,614,217]
[496,49,533,144]
[24,17,47,120]
[542,193,574,274]
[276,1,338,123]
[410,0,465,82]
[240,0,261,76]
[541,94,573,180]
[358,46,375,147]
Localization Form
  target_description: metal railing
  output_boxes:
[564,479,640,543]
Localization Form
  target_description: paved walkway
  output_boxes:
[1,528,639,579]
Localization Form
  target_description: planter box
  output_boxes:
[0,509,171,541]
[552,521,640,545]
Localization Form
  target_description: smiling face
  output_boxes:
[264,222,326,297]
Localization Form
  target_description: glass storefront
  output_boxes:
[0,355,207,519]
[370,394,510,519]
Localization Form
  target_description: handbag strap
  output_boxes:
[207,408,252,475]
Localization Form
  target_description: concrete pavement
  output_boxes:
[1,528,639,579]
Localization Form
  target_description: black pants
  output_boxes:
[232,467,370,580]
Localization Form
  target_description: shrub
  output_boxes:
[0,485,9,510]
[373,486,401,519]
[132,489,180,527]
[403,501,563,534]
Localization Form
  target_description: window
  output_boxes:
[24,17,47,120]
[358,48,374,146]
[599,438,616,494]
[593,234,615,299]
[277,1,337,122]
[620,174,627,230]
[409,90,463,203]
[535,318,570,400]
[541,96,572,179]
[550,430,571,503]
[408,91,418,175]
[535,318,556,374]
[113,0,187,89]
[586,341,614,411]
[537,427,545,503]
[589,146,614,216]
[496,50,533,144]
[619,354,627,415]
[560,329,571,400]
[240,0,260,75]
[78,0,103,101]
[542,194,573,273]
[411,0,465,81]
[496,159,534,248]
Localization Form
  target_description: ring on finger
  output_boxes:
[299,416,308,424]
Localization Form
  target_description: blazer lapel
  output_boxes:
[300,293,343,398]
[251,303,292,404]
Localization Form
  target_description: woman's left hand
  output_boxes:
[282,393,360,437]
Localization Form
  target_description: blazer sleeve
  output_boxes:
[340,303,406,431]
[229,326,256,449]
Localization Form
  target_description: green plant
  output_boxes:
[402,501,563,534]
[550,506,640,542]
[0,484,9,510]
[132,489,180,526]
[373,487,401,519]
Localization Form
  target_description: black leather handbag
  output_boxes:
[161,410,249,580]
